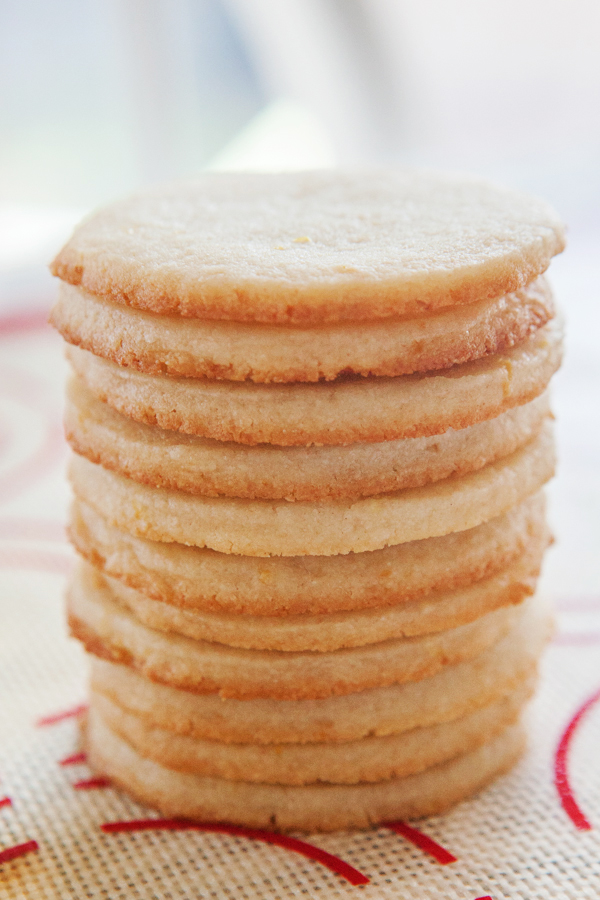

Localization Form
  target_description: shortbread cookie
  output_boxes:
[66,377,551,501]
[50,170,564,325]
[92,677,532,785]
[70,492,546,615]
[66,319,562,445]
[86,710,526,831]
[68,564,529,699]
[68,425,553,556]
[94,527,546,651]
[52,277,554,382]
[89,593,551,743]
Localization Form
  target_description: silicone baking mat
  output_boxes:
[1,291,599,899]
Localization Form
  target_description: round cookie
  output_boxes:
[89,593,552,744]
[52,277,554,382]
[95,528,546,651]
[68,425,554,556]
[66,319,562,445]
[86,711,526,831]
[68,563,530,700]
[66,377,551,501]
[92,677,532,785]
[50,170,565,325]
[69,492,546,615]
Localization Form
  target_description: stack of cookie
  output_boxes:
[50,171,564,832]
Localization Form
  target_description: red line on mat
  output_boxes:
[73,777,111,790]
[555,686,600,830]
[554,596,600,613]
[0,840,39,865]
[474,896,493,899]
[60,752,87,766]
[382,820,457,864]
[0,420,65,506]
[0,517,67,543]
[0,546,72,576]
[36,703,88,727]
[0,310,50,337]
[553,632,600,646]
[101,819,370,886]
[0,797,12,808]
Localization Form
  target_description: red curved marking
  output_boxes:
[0,363,51,406]
[474,896,493,899]
[555,686,600,830]
[73,777,111,790]
[382,820,457,864]
[101,819,370,886]
[0,546,72,575]
[0,364,66,504]
[0,421,66,505]
[555,597,600,613]
[0,420,11,462]
[0,840,39,865]
[60,752,87,766]
[0,796,12,808]
[36,703,88,727]
[0,310,50,337]
[553,633,600,646]
[0,518,67,542]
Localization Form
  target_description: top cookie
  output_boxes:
[51,170,565,325]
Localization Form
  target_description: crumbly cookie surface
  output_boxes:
[52,276,554,382]
[68,427,554,557]
[66,320,562,446]
[66,377,551,501]
[88,593,551,744]
[68,563,528,700]
[86,710,526,831]
[69,492,546,615]
[93,681,532,785]
[95,530,545,651]
[51,170,565,324]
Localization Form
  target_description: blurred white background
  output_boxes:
[1,0,598,293]
[0,0,598,602]
[2,1,599,229]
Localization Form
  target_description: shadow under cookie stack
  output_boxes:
[50,171,565,832]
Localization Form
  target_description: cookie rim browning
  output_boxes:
[51,170,565,325]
